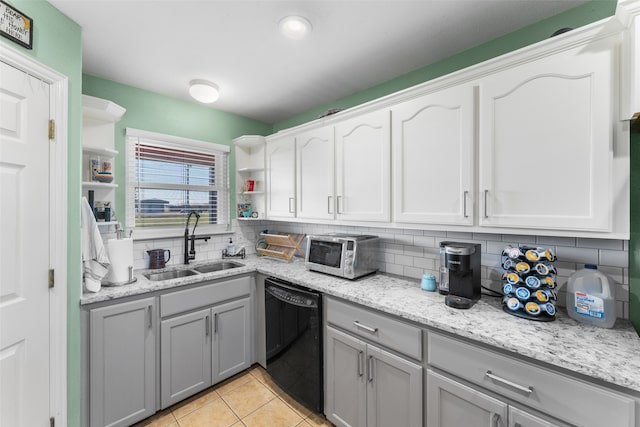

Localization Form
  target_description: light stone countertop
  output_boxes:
[81,255,640,394]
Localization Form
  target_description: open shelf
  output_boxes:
[82,181,117,189]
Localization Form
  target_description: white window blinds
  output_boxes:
[126,129,229,233]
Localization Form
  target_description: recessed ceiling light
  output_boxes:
[189,79,219,103]
[279,15,312,39]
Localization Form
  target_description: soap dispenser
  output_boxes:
[226,238,236,256]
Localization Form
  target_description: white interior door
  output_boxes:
[0,60,51,426]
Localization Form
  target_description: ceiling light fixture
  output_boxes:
[189,79,219,103]
[279,15,312,39]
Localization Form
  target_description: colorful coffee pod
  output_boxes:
[515,287,531,300]
[503,283,514,295]
[525,248,556,262]
[534,289,555,303]
[534,262,557,275]
[525,275,541,288]
[516,262,531,273]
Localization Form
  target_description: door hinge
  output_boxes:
[50,417,55,427]
[49,269,55,289]
[48,119,55,140]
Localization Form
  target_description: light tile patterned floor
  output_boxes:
[134,365,334,427]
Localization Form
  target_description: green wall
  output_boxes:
[1,1,83,425]
[274,0,617,131]
[82,75,272,225]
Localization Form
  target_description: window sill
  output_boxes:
[131,225,232,241]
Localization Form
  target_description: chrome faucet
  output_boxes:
[184,210,210,264]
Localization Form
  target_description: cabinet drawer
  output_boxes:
[161,276,251,318]
[427,332,635,427]
[326,297,421,360]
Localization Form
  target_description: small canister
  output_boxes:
[421,273,437,292]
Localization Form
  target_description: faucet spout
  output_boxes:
[184,210,201,264]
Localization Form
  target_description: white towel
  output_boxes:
[81,196,110,292]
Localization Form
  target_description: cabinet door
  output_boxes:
[90,297,156,427]
[325,326,367,427]
[426,369,508,427]
[366,344,423,427]
[392,85,474,225]
[266,134,296,218]
[212,298,252,384]
[335,109,391,222]
[509,407,568,427]
[160,308,212,409]
[478,36,615,231]
[296,126,335,220]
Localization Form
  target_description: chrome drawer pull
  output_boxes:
[485,370,533,395]
[353,321,378,334]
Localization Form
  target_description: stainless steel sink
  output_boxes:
[193,261,244,274]
[144,269,199,281]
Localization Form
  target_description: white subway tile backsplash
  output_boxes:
[576,238,623,250]
[208,220,631,320]
[555,246,599,265]
[414,257,435,270]
[445,231,473,240]
[403,245,424,257]
[413,235,436,248]
[599,249,628,268]
[395,254,414,267]
[537,236,576,247]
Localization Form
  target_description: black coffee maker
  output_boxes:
[438,241,481,309]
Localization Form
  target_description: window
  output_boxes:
[126,128,230,237]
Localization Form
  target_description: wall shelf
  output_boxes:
[82,181,118,189]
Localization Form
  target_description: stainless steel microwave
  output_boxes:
[305,234,379,279]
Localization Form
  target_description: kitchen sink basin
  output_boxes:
[192,261,244,274]
[144,269,199,281]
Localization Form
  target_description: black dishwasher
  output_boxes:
[265,277,323,413]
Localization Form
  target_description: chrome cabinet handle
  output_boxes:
[288,197,295,213]
[147,305,153,329]
[328,196,333,214]
[337,196,342,214]
[367,355,374,382]
[357,350,364,377]
[483,189,489,218]
[205,315,210,336]
[463,190,469,218]
[214,313,218,334]
[353,321,378,334]
[491,413,500,427]
[485,370,533,395]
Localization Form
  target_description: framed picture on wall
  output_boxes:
[0,1,33,49]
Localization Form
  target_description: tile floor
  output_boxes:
[133,364,334,427]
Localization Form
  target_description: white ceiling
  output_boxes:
[49,0,587,124]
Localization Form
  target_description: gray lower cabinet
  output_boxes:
[89,297,156,427]
[161,308,212,408]
[159,277,253,409]
[212,297,252,383]
[426,369,568,427]
[427,332,635,427]
[325,326,422,427]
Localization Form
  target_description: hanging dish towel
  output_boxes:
[81,196,110,292]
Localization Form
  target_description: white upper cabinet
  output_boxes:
[618,0,640,120]
[296,126,335,220]
[265,134,296,218]
[478,35,616,232]
[392,85,474,225]
[334,110,391,222]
